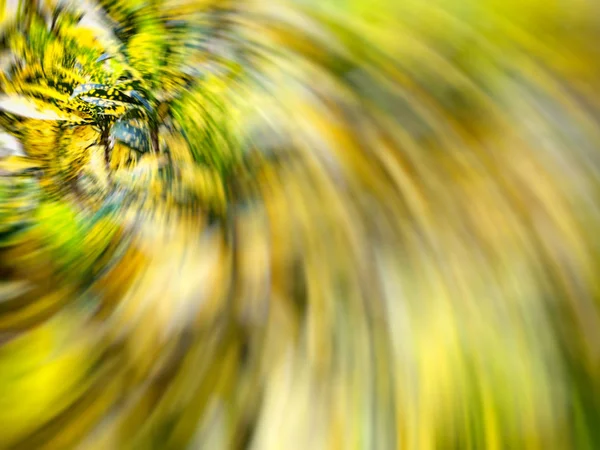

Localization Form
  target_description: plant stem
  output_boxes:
[150,125,159,155]
[100,124,112,176]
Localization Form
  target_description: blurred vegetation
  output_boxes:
[1,0,600,449]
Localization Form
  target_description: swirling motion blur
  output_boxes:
[1,0,600,448]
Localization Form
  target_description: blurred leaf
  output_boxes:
[110,118,149,153]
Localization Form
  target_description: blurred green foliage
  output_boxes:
[0,0,600,449]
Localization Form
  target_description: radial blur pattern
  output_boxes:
[1,0,600,448]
